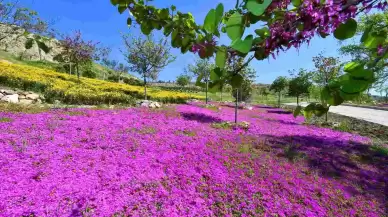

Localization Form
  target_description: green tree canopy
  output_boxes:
[186,58,215,103]
[288,69,313,105]
[176,74,191,87]
[270,76,288,107]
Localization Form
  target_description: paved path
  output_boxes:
[285,102,388,127]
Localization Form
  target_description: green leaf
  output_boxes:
[253,37,264,44]
[333,18,357,40]
[254,27,270,38]
[159,9,170,19]
[111,0,119,5]
[209,81,221,93]
[204,9,216,33]
[210,69,220,81]
[348,68,374,80]
[127,17,132,27]
[293,105,302,118]
[303,110,313,120]
[321,87,344,106]
[292,0,302,7]
[118,5,127,14]
[340,77,370,94]
[230,74,243,88]
[363,32,386,49]
[181,44,191,54]
[246,0,272,16]
[254,48,267,60]
[231,35,253,53]
[215,3,224,25]
[171,5,176,11]
[216,47,227,69]
[339,91,360,100]
[182,35,191,47]
[343,62,364,73]
[360,25,372,43]
[327,92,344,106]
[313,104,329,117]
[225,11,244,41]
[163,23,173,36]
[297,23,304,31]
[171,29,179,41]
[141,22,152,35]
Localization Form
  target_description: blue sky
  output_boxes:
[19,0,356,85]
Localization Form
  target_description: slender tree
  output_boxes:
[270,76,288,107]
[98,46,112,80]
[312,53,342,121]
[288,69,313,106]
[186,58,214,104]
[56,30,99,80]
[122,34,175,100]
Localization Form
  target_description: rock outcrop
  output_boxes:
[0,88,44,104]
[0,23,62,62]
[136,100,161,108]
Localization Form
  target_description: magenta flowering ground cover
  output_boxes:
[0,104,386,216]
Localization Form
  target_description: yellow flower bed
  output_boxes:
[0,62,203,104]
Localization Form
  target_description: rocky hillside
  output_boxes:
[0,23,62,62]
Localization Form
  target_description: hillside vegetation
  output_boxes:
[0,61,203,104]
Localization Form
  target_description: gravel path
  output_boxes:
[285,102,388,127]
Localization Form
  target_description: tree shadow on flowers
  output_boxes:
[254,105,278,109]
[266,110,292,114]
[260,134,387,204]
[180,112,223,124]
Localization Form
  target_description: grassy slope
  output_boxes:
[0,50,139,81]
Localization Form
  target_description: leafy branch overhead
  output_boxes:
[111,0,388,117]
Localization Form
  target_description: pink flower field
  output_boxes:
[0,104,386,216]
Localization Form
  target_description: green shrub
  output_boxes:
[82,69,97,78]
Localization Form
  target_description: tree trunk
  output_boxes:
[235,89,238,124]
[76,64,80,82]
[144,76,147,100]
[205,80,208,104]
[278,92,281,108]
[297,95,299,106]
[220,88,223,102]
[69,62,72,75]
[38,47,42,61]
[325,112,328,122]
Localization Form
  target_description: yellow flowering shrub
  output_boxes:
[0,62,203,104]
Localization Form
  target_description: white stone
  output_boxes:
[3,89,15,95]
[1,94,19,103]
[140,102,149,107]
[0,93,3,98]
[154,102,161,108]
[26,93,40,100]
[18,95,26,99]
[149,103,156,108]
